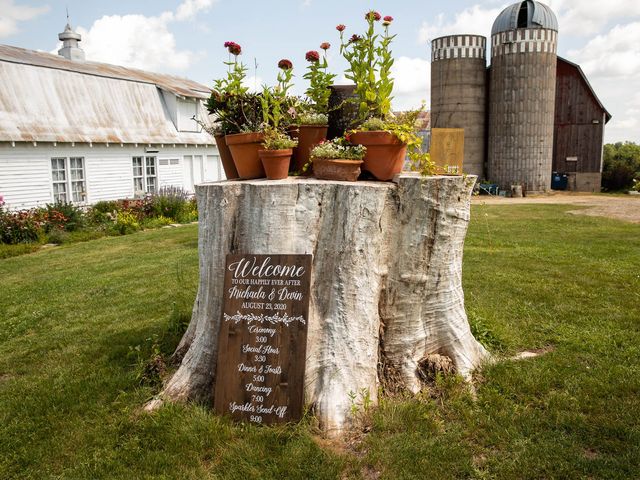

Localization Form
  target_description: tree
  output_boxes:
[602,142,640,191]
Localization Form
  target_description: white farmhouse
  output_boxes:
[0,23,223,210]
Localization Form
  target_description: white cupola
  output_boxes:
[58,21,85,61]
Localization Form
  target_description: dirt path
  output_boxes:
[472,193,640,223]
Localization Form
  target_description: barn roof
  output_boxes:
[492,1,558,35]
[0,44,215,145]
[557,56,612,123]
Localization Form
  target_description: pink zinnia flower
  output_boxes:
[306,50,320,62]
[225,41,241,56]
[366,11,381,21]
[383,15,393,26]
[336,24,346,32]
[320,42,330,50]
[278,59,293,70]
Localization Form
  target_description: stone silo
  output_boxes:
[431,35,487,178]
[487,0,558,192]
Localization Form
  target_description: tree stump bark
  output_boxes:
[152,174,489,436]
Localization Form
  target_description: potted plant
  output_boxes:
[348,109,436,180]
[338,12,406,181]
[307,137,366,182]
[259,127,298,180]
[290,45,336,174]
[207,41,266,179]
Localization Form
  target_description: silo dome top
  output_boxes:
[491,1,558,35]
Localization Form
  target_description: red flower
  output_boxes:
[383,15,393,26]
[349,34,361,44]
[305,50,320,62]
[224,41,241,56]
[320,42,330,50]
[278,59,293,70]
[336,24,346,32]
[366,11,381,21]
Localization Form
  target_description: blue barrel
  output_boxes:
[551,172,568,190]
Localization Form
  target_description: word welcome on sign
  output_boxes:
[214,254,312,425]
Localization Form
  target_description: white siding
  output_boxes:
[85,154,135,202]
[177,98,198,132]
[205,154,223,182]
[0,149,51,209]
[158,157,183,189]
[0,143,221,209]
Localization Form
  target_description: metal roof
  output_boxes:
[0,44,211,99]
[0,44,215,145]
[492,1,558,35]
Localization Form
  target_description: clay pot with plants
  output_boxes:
[259,128,297,180]
[291,113,328,174]
[213,133,239,179]
[337,12,413,181]
[206,41,266,179]
[349,117,407,181]
[308,137,366,182]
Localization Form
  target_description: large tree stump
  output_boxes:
[153,174,489,436]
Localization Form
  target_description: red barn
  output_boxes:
[552,57,612,192]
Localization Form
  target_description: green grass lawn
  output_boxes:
[1,205,639,479]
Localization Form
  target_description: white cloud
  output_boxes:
[0,0,49,38]
[243,75,264,94]
[58,0,216,72]
[547,0,640,36]
[174,0,216,21]
[391,56,430,111]
[418,5,504,44]
[76,15,199,71]
[567,22,640,79]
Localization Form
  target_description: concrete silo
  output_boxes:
[487,0,558,192]
[431,35,487,178]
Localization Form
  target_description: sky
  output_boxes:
[1,0,639,143]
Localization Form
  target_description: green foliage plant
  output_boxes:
[44,201,84,232]
[303,44,336,115]
[260,60,297,130]
[309,137,366,161]
[602,141,640,191]
[207,41,264,134]
[338,11,395,121]
[261,127,298,150]
[349,106,436,176]
[297,112,328,126]
[114,211,141,235]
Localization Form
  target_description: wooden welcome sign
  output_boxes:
[214,254,312,425]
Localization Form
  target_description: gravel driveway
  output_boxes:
[472,193,640,223]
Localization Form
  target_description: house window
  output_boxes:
[133,156,157,195]
[51,157,86,203]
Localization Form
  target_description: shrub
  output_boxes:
[113,211,140,235]
[142,216,174,229]
[150,187,192,222]
[46,229,70,245]
[44,201,84,231]
[602,142,640,191]
[0,209,44,244]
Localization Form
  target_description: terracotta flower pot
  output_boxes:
[258,149,292,180]
[349,131,407,181]
[225,132,265,179]
[214,134,239,179]
[312,158,363,182]
[291,125,328,175]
